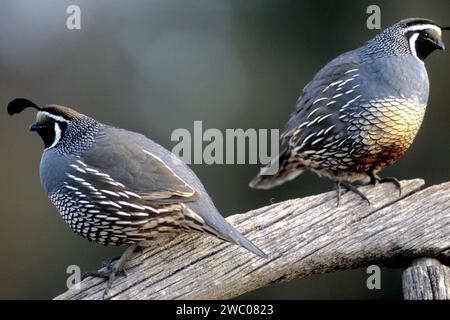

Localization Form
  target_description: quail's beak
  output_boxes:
[29,123,40,131]
[435,39,445,50]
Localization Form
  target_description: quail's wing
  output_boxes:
[73,126,199,203]
[282,50,362,147]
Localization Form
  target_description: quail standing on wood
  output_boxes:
[250,18,448,204]
[8,98,267,298]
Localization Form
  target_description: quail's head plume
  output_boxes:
[8,98,267,298]
[250,18,448,204]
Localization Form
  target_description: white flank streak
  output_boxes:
[344,68,359,74]
[144,206,160,213]
[338,139,348,147]
[318,114,332,123]
[298,122,308,129]
[118,201,145,210]
[101,189,121,197]
[132,212,149,217]
[311,137,324,145]
[307,116,321,127]
[324,125,336,135]
[338,78,354,87]
[118,192,130,199]
[312,97,329,105]
[332,93,343,99]
[124,191,142,199]
[340,95,362,111]
[115,211,131,217]
[326,101,336,106]
[76,160,88,167]
[306,108,321,119]
[302,133,317,146]
[322,80,343,92]
[67,174,85,182]
[100,201,122,209]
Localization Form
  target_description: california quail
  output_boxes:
[250,18,448,204]
[7,98,267,297]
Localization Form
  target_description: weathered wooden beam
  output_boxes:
[55,179,450,300]
[403,258,450,300]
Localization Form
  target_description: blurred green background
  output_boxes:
[0,0,449,299]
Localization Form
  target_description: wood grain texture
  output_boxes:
[403,258,450,300]
[55,179,450,300]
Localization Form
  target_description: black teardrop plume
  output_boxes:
[442,26,450,30]
[7,98,42,115]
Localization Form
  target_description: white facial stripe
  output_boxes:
[45,122,62,151]
[404,24,441,34]
[39,111,69,123]
[409,32,421,62]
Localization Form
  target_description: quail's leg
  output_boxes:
[81,255,122,280]
[102,244,137,299]
[334,178,370,206]
[368,172,402,196]
[334,180,342,207]
[340,181,370,204]
[80,244,137,299]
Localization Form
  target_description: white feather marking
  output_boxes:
[408,32,422,62]
[302,133,317,146]
[118,201,145,210]
[44,123,62,151]
[311,137,324,145]
[101,189,121,197]
[322,80,343,92]
[306,108,321,119]
[324,125,336,135]
[404,24,441,33]
[39,111,69,124]
[344,68,359,74]
[318,114,332,123]
[312,97,330,105]
[142,149,196,196]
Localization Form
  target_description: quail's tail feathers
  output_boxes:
[249,148,304,189]
[185,203,268,258]
[207,217,268,259]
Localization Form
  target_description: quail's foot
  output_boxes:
[368,172,402,196]
[81,244,137,299]
[334,180,370,206]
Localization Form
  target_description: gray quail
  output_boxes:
[7,98,267,298]
[250,18,448,204]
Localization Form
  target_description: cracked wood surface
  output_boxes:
[55,179,450,300]
[403,258,450,300]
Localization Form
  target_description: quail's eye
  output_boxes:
[423,32,430,38]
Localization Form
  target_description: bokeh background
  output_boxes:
[0,0,449,299]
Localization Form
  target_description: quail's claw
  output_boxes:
[378,177,402,196]
[335,181,370,205]
[368,172,402,196]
